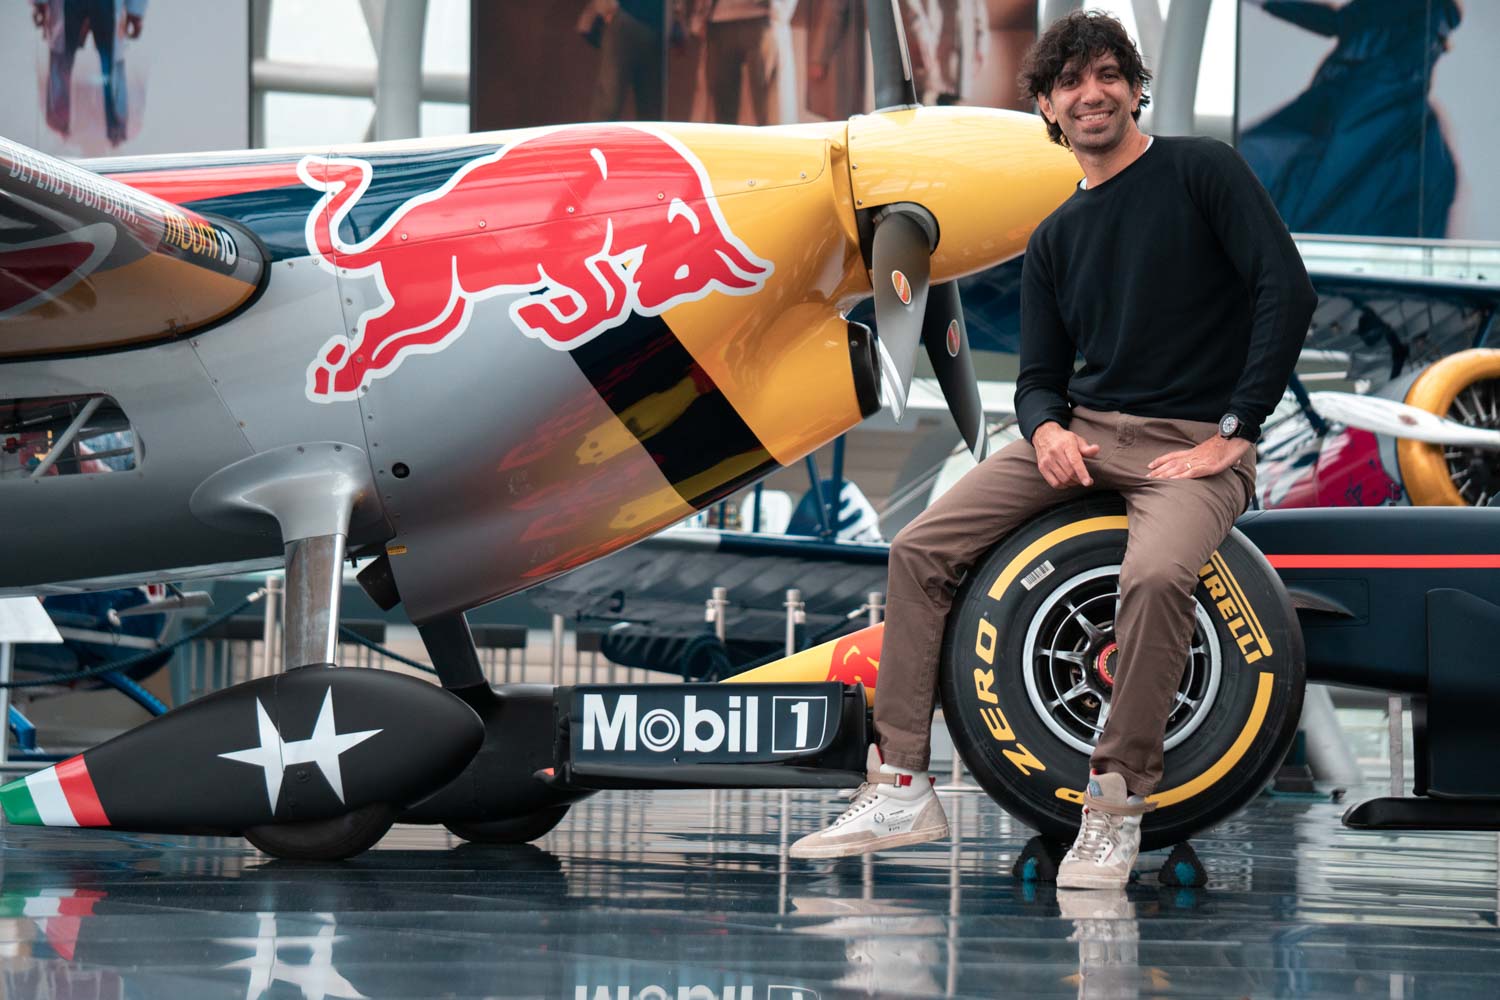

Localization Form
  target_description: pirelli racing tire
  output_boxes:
[937,496,1305,850]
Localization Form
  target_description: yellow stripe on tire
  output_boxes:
[985,516,1127,600]
[1147,672,1273,808]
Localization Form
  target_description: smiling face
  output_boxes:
[1037,53,1142,156]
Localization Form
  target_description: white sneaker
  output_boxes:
[788,745,948,859]
[1055,771,1153,890]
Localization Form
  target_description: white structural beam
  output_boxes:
[1154,0,1212,136]
[252,60,466,104]
[373,0,429,141]
[1131,0,1165,68]
[1040,0,1083,29]
[250,0,272,148]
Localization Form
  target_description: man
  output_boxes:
[915,0,990,106]
[690,0,797,125]
[790,11,1316,890]
[584,0,679,122]
[34,0,147,147]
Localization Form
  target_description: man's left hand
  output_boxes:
[1147,435,1251,480]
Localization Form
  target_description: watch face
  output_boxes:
[1219,414,1240,437]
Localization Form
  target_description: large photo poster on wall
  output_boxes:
[1236,0,1497,241]
[472,1,1035,132]
[0,0,249,158]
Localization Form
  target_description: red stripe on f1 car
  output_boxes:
[54,755,110,827]
[1265,554,1500,570]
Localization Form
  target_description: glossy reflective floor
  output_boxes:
[2,784,1498,999]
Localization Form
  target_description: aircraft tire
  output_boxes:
[936,495,1305,850]
[445,806,570,845]
[1397,348,1500,507]
[243,803,398,861]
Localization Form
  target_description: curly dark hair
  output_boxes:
[1018,11,1152,148]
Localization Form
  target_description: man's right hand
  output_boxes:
[1032,421,1100,488]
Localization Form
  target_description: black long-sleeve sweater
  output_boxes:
[1015,135,1318,443]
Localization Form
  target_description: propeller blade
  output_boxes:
[1308,391,1500,450]
[865,0,919,110]
[922,281,987,462]
[870,211,932,421]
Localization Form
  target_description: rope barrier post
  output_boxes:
[939,737,974,790]
[706,586,730,831]
[707,586,729,643]
[867,591,883,629]
[784,589,804,657]
[0,642,13,768]
[260,574,281,679]
[946,793,963,998]
[550,614,565,686]
[1388,694,1405,798]
[192,639,205,701]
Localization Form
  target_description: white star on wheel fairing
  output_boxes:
[219,689,382,812]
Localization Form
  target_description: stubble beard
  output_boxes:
[1066,109,1131,156]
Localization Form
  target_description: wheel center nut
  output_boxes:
[1095,642,1118,687]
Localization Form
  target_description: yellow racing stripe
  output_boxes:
[1147,672,1274,808]
[986,516,1128,600]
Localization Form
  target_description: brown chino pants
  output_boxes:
[874,407,1256,795]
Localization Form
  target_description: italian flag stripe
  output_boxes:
[0,775,43,825]
[0,755,109,828]
[55,756,109,826]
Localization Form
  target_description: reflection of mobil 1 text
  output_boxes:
[574,984,819,999]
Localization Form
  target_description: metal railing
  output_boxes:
[1296,234,1500,285]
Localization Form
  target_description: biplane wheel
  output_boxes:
[445,805,570,845]
[937,495,1305,851]
[1397,348,1500,507]
[243,803,398,861]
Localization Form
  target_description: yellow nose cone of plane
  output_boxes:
[846,106,1083,282]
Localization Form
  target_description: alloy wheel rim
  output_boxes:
[1020,565,1224,755]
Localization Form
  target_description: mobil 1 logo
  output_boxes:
[572,683,837,764]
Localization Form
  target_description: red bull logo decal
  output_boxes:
[945,319,960,357]
[891,270,911,306]
[296,124,774,402]
[826,630,881,689]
